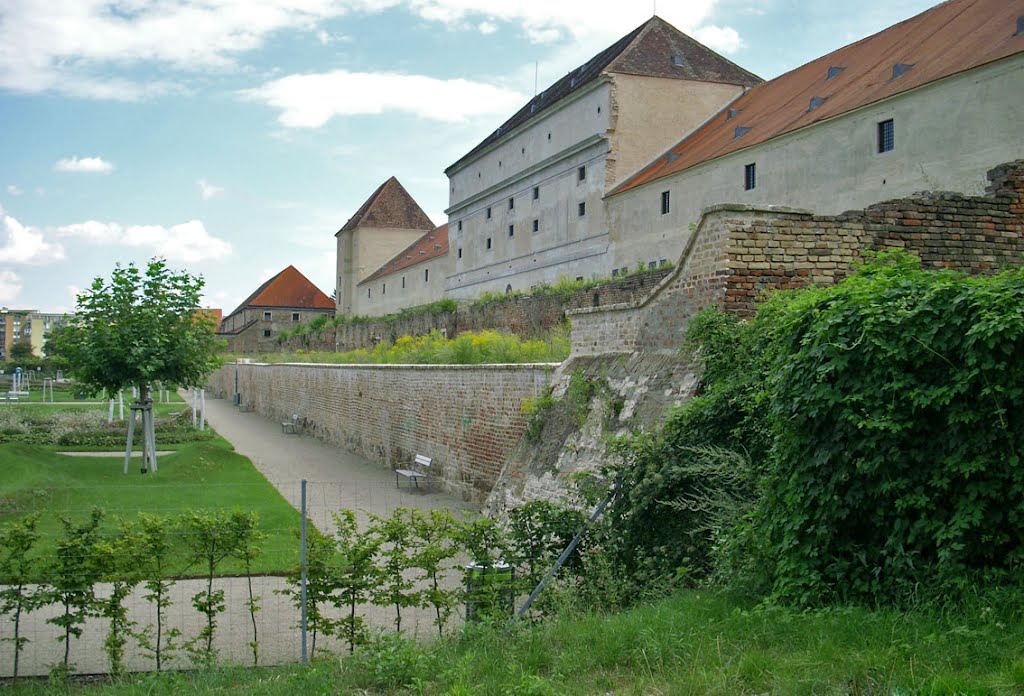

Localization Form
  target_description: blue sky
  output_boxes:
[0,0,937,315]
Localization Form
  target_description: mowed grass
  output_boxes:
[4,386,186,404]
[0,439,301,577]
[10,589,1024,694]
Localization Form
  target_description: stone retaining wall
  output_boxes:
[570,160,1024,355]
[206,362,555,502]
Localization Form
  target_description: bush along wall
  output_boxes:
[608,251,1024,606]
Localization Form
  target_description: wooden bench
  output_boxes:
[395,454,433,491]
[282,414,300,434]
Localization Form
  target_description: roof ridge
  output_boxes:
[359,223,450,285]
[226,265,334,317]
[338,177,434,234]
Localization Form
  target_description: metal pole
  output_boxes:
[514,477,621,621]
[192,388,197,428]
[199,389,206,431]
[300,479,308,666]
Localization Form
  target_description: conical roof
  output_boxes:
[337,177,435,234]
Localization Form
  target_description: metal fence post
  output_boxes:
[300,479,308,666]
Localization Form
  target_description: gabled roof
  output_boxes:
[337,177,435,235]
[612,0,1024,196]
[446,16,761,175]
[359,224,449,285]
[228,266,334,317]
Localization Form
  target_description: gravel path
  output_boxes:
[1,393,477,678]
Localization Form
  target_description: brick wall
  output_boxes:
[206,362,554,502]
[571,160,1024,355]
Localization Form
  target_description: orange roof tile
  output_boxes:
[228,266,334,317]
[612,0,1024,196]
[359,224,449,285]
[446,16,761,174]
[337,177,435,234]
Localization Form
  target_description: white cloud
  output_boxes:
[477,21,497,35]
[0,1,736,99]
[197,179,225,200]
[0,207,66,265]
[693,25,745,53]
[54,156,115,173]
[0,271,23,304]
[6,185,23,196]
[241,69,526,128]
[56,219,232,263]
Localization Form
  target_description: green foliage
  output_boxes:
[342,631,434,692]
[132,513,180,671]
[179,510,236,664]
[0,514,42,682]
[332,510,382,654]
[94,519,143,677]
[227,510,265,666]
[57,259,222,396]
[368,509,417,633]
[407,508,460,637]
[609,250,1024,607]
[277,524,336,659]
[757,254,1024,604]
[506,500,585,603]
[42,508,105,670]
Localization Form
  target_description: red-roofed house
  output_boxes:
[218,265,334,352]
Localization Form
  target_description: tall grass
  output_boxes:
[248,328,569,365]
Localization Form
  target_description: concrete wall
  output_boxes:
[206,361,555,502]
[607,74,744,189]
[445,77,612,300]
[606,54,1024,274]
[338,226,428,316]
[572,159,1024,356]
[358,254,450,317]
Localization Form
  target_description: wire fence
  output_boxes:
[0,479,507,679]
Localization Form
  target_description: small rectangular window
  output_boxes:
[508,224,514,238]
[648,261,657,269]
[367,288,371,298]
[457,220,462,231]
[878,119,894,153]
[457,248,462,259]
[532,219,539,233]
[660,191,670,215]
[612,268,619,277]
[402,276,406,289]
[532,186,539,200]
[486,207,492,219]
[487,237,492,250]
[292,312,300,322]
[382,283,386,295]
[578,165,586,182]
[744,163,756,191]
[576,276,584,281]
[508,197,514,210]
[578,201,586,217]
[263,311,272,321]
[263,329,271,338]
[424,269,429,283]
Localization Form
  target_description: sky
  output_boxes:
[0,0,939,315]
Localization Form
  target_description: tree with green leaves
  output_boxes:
[54,258,221,473]
[0,514,42,683]
[94,519,144,677]
[408,508,460,637]
[132,514,181,671]
[332,510,382,653]
[179,511,234,664]
[278,525,338,659]
[227,510,265,666]
[43,508,105,671]
[369,509,418,633]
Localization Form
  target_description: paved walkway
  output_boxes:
[197,392,475,533]
[1,394,477,678]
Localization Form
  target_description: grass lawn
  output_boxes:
[5,386,186,404]
[8,589,1023,694]
[0,439,301,578]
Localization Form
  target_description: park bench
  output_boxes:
[395,454,433,491]
[5,391,19,403]
[239,403,254,413]
[282,414,300,434]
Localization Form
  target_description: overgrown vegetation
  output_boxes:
[608,251,1024,605]
[253,328,569,365]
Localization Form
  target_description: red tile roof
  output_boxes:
[228,265,334,317]
[446,16,761,174]
[337,176,435,234]
[612,0,1024,196]
[359,224,449,285]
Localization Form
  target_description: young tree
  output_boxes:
[55,258,221,473]
[133,514,181,671]
[0,514,42,683]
